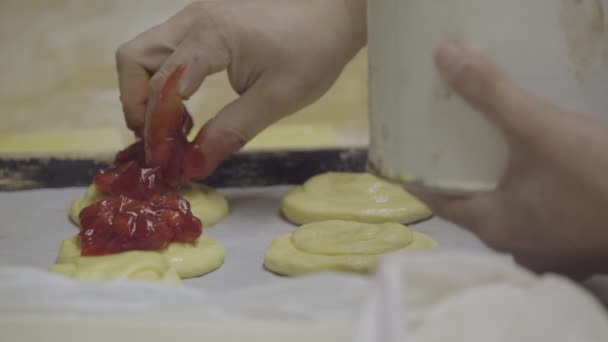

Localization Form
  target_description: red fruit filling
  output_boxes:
[81,67,208,256]
[79,194,202,256]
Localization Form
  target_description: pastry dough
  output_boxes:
[281,172,432,225]
[264,220,437,276]
[50,250,182,285]
[69,182,229,228]
[51,235,224,282]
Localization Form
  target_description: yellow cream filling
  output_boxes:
[281,172,432,225]
[51,235,224,283]
[264,220,437,276]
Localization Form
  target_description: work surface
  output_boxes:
[1,186,489,291]
[1,185,608,302]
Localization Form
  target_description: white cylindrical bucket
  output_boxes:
[368,0,608,193]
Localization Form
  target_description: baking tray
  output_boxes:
[0,148,491,292]
[0,149,368,191]
[0,149,606,303]
[0,185,491,293]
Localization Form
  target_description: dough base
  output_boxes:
[281,172,432,225]
[52,235,224,282]
[264,221,437,276]
[69,183,229,228]
[50,250,182,285]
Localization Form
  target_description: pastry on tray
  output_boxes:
[264,220,437,276]
[281,172,432,225]
[52,67,225,283]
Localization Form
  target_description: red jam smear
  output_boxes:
[79,194,202,256]
[94,141,170,200]
[94,140,205,200]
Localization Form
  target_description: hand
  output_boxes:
[116,0,366,178]
[415,41,608,279]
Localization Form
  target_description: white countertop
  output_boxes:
[0,185,606,302]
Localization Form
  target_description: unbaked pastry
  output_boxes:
[51,235,224,282]
[264,220,437,276]
[69,182,229,228]
[50,250,182,284]
[281,172,432,225]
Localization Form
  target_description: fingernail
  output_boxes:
[436,41,469,80]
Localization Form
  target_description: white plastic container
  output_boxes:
[368,0,608,193]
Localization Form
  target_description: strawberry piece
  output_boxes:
[79,195,202,256]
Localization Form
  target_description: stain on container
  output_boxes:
[560,0,606,83]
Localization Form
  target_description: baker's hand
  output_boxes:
[116,0,366,178]
[416,41,608,278]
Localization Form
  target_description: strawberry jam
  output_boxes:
[81,141,204,256]
[94,140,205,199]
[79,194,202,256]
[94,141,170,200]
[80,66,208,256]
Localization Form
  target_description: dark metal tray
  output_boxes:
[0,149,367,191]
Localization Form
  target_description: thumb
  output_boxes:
[409,187,501,240]
[191,80,294,179]
[435,41,544,135]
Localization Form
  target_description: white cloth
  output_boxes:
[1,252,607,341]
[357,253,608,342]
